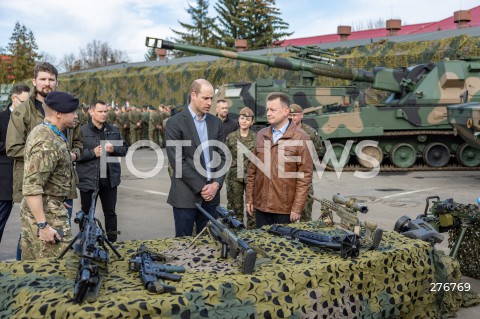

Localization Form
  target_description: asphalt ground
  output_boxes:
[1,148,479,317]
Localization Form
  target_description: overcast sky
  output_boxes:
[0,0,477,63]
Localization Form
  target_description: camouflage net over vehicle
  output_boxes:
[447,203,480,279]
[54,34,480,107]
[0,223,476,318]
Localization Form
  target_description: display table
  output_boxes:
[0,223,437,318]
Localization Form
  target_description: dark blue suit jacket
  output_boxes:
[165,108,226,208]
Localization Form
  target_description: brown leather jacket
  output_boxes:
[246,120,313,215]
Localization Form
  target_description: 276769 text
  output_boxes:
[430,283,471,292]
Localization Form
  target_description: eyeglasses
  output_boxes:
[14,96,26,103]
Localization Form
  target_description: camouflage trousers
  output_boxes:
[130,128,143,146]
[119,127,130,145]
[160,130,166,148]
[226,177,256,229]
[20,196,73,260]
[300,185,314,222]
[148,129,161,147]
[142,125,149,141]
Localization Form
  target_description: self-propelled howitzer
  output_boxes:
[146,37,480,170]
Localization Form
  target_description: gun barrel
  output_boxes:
[145,37,374,83]
[332,194,368,213]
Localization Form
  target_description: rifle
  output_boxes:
[417,196,480,258]
[193,203,257,274]
[129,243,185,293]
[311,193,383,250]
[58,191,121,304]
[267,225,360,259]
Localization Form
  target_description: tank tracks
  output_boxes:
[337,163,480,172]
[325,130,480,171]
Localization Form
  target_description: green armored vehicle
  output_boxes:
[447,102,480,154]
[146,37,361,129]
[146,37,480,170]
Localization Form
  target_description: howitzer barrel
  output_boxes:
[145,37,374,83]
[332,194,368,214]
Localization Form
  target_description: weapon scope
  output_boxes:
[332,194,368,214]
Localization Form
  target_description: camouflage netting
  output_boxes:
[1,222,471,318]
[56,35,480,107]
[447,203,480,279]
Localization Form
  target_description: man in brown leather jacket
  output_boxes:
[245,93,313,228]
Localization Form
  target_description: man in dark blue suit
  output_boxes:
[0,84,30,243]
[165,79,226,237]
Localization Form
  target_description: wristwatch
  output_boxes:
[37,221,48,230]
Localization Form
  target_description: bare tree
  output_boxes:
[59,53,77,72]
[38,51,57,65]
[352,18,385,31]
[79,39,129,69]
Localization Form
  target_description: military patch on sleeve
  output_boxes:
[14,110,22,117]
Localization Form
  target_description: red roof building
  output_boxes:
[275,6,480,47]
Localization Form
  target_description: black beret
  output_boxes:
[148,105,156,110]
[44,91,79,113]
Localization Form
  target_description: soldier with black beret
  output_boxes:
[20,91,79,260]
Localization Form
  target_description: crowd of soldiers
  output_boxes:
[77,103,172,148]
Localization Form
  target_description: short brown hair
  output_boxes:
[34,62,58,79]
[267,92,290,108]
[11,83,30,95]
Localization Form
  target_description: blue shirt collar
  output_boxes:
[272,120,290,134]
[188,105,206,121]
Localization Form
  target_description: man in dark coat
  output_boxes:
[216,99,238,142]
[76,100,128,242]
[165,79,226,237]
[0,84,30,243]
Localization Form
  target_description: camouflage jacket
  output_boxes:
[23,122,74,198]
[116,112,127,128]
[129,110,142,128]
[6,88,82,202]
[77,109,89,126]
[107,110,117,125]
[149,111,163,129]
[142,111,149,125]
[225,129,256,182]
[300,123,323,157]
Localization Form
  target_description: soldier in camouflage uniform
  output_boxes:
[225,107,256,229]
[142,106,149,142]
[148,106,162,146]
[77,104,89,126]
[20,92,79,260]
[129,105,143,146]
[106,104,117,126]
[116,106,128,145]
[160,105,172,148]
[289,104,323,222]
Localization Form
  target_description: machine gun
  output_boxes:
[267,225,360,259]
[311,193,383,250]
[129,243,185,293]
[58,191,121,304]
[193,203,257,274]
[288,45,338,66]
[416,196,480,258]
[394,215,445,246]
